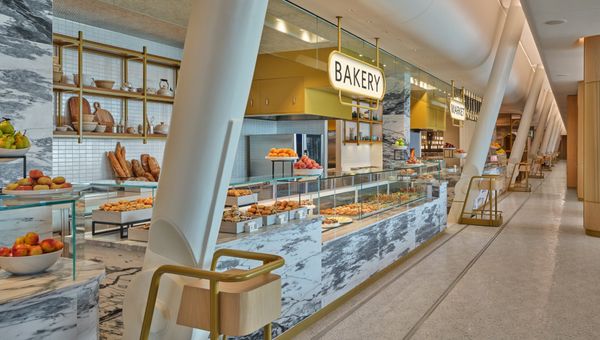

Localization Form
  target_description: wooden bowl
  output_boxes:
[94,80,115,89]
[82,114,95,122]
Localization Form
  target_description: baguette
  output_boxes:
[141,154,150,173]
[125,160,133,177]
[132,159,146,177]
[107,151,127,178]
[143,172,156,182]
[148,156,160,180]
[115,151,130,177]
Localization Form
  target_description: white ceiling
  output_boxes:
[521,0,600,120]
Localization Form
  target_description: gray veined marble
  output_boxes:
[0,0,52,44]
[0,259,105,340]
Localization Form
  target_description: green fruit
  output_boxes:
[14,132,30,149]
[0,118,14,135]
[0,137,11,149]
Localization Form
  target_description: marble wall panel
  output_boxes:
[0,0,53,185]
[383,73,412,169]
[0,206,52,247]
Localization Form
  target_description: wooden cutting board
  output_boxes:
[93,102,115,129]
[67,96,91,123]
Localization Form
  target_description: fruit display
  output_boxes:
[293,155,322,170]
[490,142,501,149]
[496,148,506,155]
[267,148,297,158]
[394,138,407,147]
[99,197,153,212]
[222,206,254,222]
[406,149,422,165]
[227,189,253,197]
[3,170,72,191]
[107,142,160,181]
[0,232,64,258]
[0,117,30,150]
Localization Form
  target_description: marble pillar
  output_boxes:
[0,0,53,184]
[583,35,600,236]
[382,72,411,169]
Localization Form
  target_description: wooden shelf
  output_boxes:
[53,131,167,140]
[53,83,175,103]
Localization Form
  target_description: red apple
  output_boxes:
[12,244,29,257]
[54,240,64,251]
[24,232,39,246]
[28,169,44,180]
[29,245,43,256]
[17,177,33,186]
[14,236,25,246]
[0,247,11,257]
[40,239,56,253]
[61,183,72,188]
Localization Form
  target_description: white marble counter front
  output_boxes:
[0,259,105,339]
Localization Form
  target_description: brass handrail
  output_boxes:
[140,249,285,340]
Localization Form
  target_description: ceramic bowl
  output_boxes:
[0,249,62,275]
[73,121,98,132]
[81,114,95,122]
[95,124,106,133]
[73,74,93,87]
[94,80,115,89]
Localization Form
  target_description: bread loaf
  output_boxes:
[148,156,160,180]
[141,154,150,173]
[143,173,156,182]
[132,159,145,177]
[107,151,127,178]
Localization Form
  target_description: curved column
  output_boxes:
[449,0,525,222]
[583,36,600,236]
[529,94,553,158]
[507,64,545,182]
[122,1,269,338]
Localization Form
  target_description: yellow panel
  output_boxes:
[304,88,352,120]
[260,77,305,113]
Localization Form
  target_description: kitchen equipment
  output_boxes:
[95,124,106,133]
[248,134,323,177]
[0,249,62,275]
[93,102,115,130]
[73,121,98,132]
[82,113,95,122]
[120,82,132,91]
[53,71,62,83]
[67,96,92,123]
[154,122,169,134]
[93,79,115,89]
[157,79,173,96]
[73,73,94,87]
[126,127,137,134]
[136,88,144,93]
[146,87,157,95]
[63,74,74,84]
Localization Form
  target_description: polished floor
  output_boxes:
[296,162,600,339]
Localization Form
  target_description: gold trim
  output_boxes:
[585,229,600,237]
[140,249,284,340]
[278,232,445,340]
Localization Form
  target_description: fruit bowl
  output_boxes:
[2,187,73,197]
[393,144,408,150]
[0,249,62,275]
[293,168,323,176]
[0,146,30,157]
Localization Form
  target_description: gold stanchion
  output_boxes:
[508,162,531,192]
[459,175,503,227]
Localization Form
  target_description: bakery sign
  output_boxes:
[449,98,466,121]
[328,51,386,100]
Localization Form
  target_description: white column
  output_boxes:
[540,113,557,156]
[529,94,553,158]
[449,0,524,222]
[547,119,561,154]
[122,1,268,339]
[507,64,545,182]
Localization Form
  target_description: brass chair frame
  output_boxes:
[459,175,503,227]
[139,249,285,340]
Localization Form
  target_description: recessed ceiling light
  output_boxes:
[359,54,363,57]
[545,19,567,25]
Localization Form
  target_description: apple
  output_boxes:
[40,238,56,253]
[61,183,72,189]
[17,177,33,186]
[37,176,52,185]
[14,236,25,246]
[33,184,50,191]
[54,240,64,251]
[24,232,39,246]
[0,247,11,257]
[29,245,43,256]
[12,244,29,257]
[16,185,33,191]
[28,169,44,180]
[50,183,62,189]
[52,176,66,184]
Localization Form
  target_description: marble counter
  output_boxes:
[0,258,105,339]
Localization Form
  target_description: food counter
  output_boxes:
[0,259,105,339]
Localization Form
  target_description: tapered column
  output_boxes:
[530,95,553,158]
[508,64,545,182]
[577,82,585,199]
[448,0,524,222]
[567,95,578,188]
[583,35,600,237]
[122,1,269,338]
[540,113,557,156]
